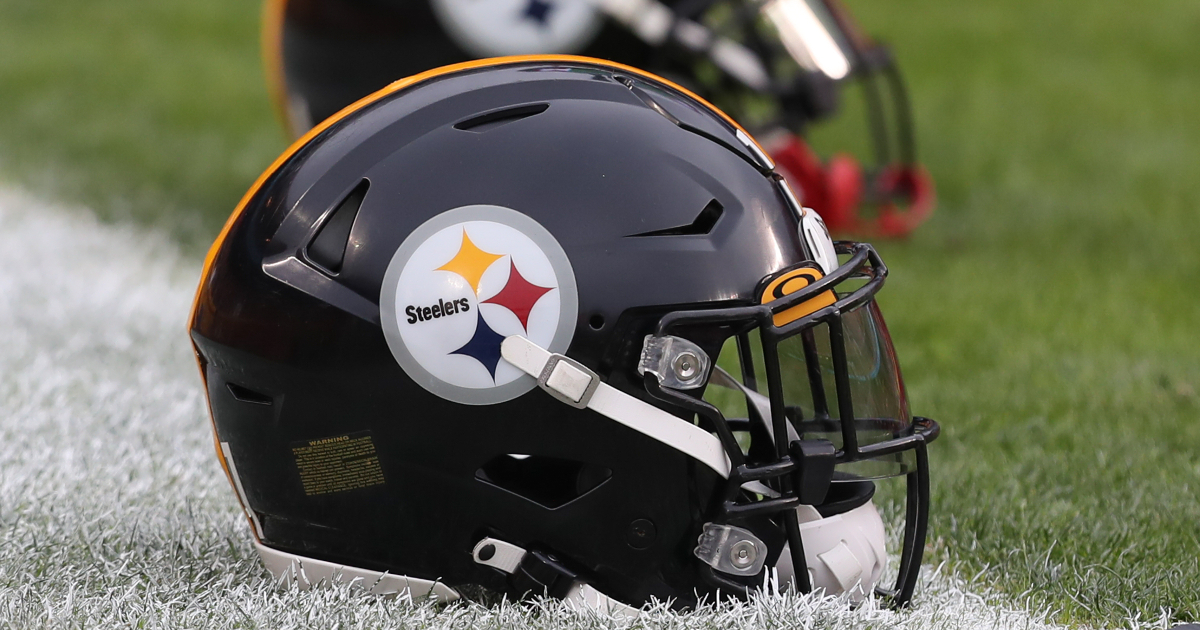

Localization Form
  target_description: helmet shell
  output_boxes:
[193,57,806,605]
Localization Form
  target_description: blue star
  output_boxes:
[451,311,507,381]
[523,0,554,26]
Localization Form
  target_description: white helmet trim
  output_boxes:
[256,540,462,602]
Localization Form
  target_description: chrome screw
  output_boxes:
[672,352,699,381]
[729,540,758,569]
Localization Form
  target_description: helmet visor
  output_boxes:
[707,300,914,480]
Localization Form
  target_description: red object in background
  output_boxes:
[769,134,935,239]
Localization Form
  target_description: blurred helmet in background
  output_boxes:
[194,57,938,610]
[263,0,935,237]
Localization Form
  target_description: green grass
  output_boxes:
[821,0,1200,624]
[1,0,1198,626]
[0,0,283,248]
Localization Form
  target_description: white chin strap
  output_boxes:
[500,335,732,478]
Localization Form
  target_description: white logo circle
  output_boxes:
[380,206,578,405]
[430,0,603,57]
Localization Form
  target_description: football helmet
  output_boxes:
[192,57,938,611]
[263,0,935,237]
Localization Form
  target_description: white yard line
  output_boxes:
[0,188,1079,629]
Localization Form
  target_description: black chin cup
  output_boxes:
[644,242,940,607]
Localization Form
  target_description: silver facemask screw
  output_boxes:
[729,540,758,569]
[672,352,699,381]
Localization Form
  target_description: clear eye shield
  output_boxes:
[640,243,935,482]
[707,298,915,481]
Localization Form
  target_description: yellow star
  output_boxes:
[436,229,504,295]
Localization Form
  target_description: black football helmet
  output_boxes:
[264,0,935,237]
[192,56,938,611]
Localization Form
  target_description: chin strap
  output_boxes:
[472,537,641,618]
[500,335,731,479]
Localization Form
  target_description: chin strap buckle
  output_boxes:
[473,538,577,598]
[472,537,640,617]
[513,550,580,600]
[500,335,732,479]
[536,353,600,409]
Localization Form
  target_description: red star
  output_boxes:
[482,260,553,331]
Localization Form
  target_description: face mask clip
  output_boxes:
[693,523,768,577]
[639,335,711,390]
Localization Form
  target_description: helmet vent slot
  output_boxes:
[453,103,550,133]
[225,382,273,406]
[627,199,724,237]
[306,179,368,274]
[475,454,611,509]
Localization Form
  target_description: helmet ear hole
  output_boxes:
[589,314,606,330]
[475,454,612,509]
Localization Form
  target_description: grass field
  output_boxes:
[0,187,1074,627]
[0,0,1197,627]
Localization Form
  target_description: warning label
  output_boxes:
[291,431,386,496]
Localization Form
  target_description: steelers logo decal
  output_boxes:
[430,0,603,57]
[380,206,578,405]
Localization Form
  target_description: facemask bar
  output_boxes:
[642,242,938,606]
